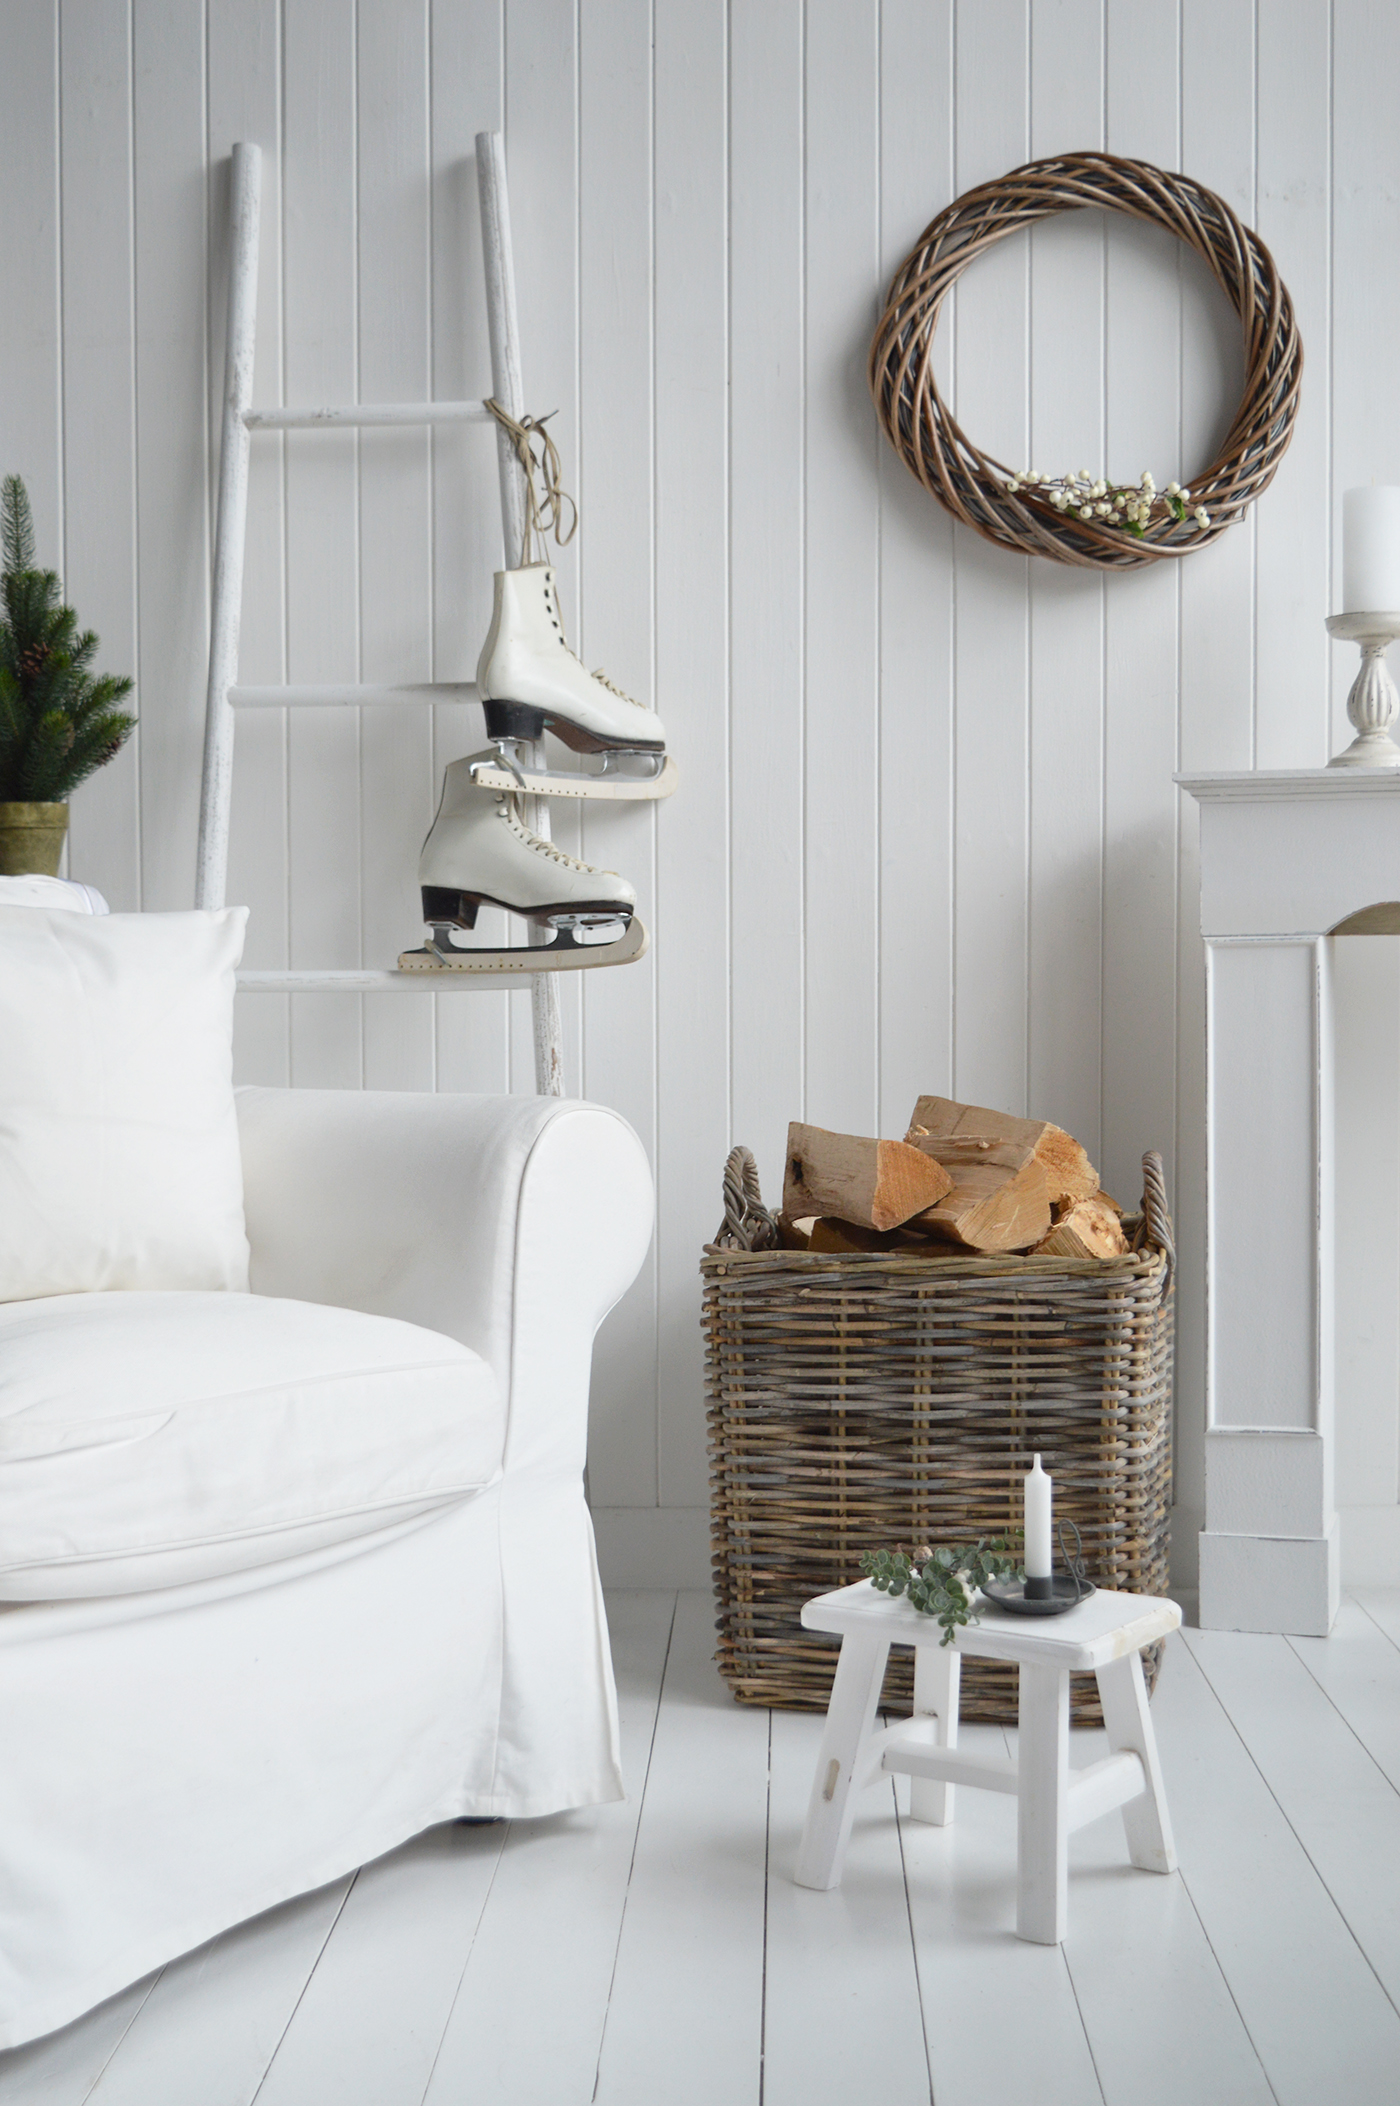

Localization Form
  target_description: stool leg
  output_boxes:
[909,1640,960,1825]
[1095,1648,1177,1874]
[793,1632,891,1891]
[1016,1661,1070,1944]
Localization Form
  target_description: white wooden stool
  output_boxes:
[794,1579,1180,1943]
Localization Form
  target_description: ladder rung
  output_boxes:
[244,401,491,430]
[229,683,479,708]
[238,968,537,993]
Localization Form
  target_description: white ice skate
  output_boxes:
[398,758,648,974]
[469,564,678,803]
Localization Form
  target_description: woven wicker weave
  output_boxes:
[870,151,1302,569]
[703,1150,1174,1725]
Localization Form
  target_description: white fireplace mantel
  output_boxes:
[1180,767,1400,1635]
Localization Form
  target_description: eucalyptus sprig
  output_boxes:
[859,1538,1023,1646]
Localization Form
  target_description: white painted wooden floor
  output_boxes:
[6,1588,1400,2105]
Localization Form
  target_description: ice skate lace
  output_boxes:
[588,667,636,703]
[496,794,604,873]
[483,399,579,565]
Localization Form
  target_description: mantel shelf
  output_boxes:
[1177,768,1400,802]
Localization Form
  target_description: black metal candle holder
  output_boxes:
[982,1520,1096,1618]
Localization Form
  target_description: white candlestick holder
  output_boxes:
[1327,612,1400,767]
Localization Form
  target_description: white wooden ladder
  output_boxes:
[195,134,565,1096]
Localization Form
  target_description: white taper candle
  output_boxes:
[1343,488,1400,614]
[1024,1454,1053,1579]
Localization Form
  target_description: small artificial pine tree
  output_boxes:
[0,475,135,803]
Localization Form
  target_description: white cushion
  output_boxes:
[0,874,108,913]
[0,1291,503,1597]
[0,907,249,1301]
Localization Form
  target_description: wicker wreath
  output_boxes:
[870,152,1302,570]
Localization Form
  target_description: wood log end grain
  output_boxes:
[784,1122,951,1231]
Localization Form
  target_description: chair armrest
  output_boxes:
[235,1088,653,1470]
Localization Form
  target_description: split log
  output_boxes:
[783,1122,952,1233]
[807,1216,919,1254]
[907,1094,1097,1207]
[776,1213,815,1251]
[1032,1194,1129,1260]
[904,1141,1052,1254]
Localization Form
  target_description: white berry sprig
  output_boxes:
[1003,467,1210,537]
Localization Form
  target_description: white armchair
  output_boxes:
[0,1083,652,2049]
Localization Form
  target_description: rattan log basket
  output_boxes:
[702,1148,1175,1726]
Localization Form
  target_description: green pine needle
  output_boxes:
[0,474,134,803]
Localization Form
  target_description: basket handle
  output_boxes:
[716,1145,780,1252]
[1135,1150,1175,1286]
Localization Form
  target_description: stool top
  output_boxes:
[800,1578,1180,1672]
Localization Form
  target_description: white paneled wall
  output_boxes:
[6,0,1400,1585]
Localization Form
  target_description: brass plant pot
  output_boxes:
[0,802,69,877]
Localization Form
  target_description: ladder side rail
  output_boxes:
[196,143,262,911]
[477,129,565,1097]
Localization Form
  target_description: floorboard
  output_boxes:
[0,1977,158,2106]
[249,1825,507,2106]
[762,1708,932,2106]
[421,1590,676,2106]
[1054,1652,1276,2106]
[899,1723,1105,2106]
[1290,1595,1400,1791]
[1352,1585,1400,1654]
[591,1591,769,2106]
[1184,1625,1400,2037]
[87,1880,354,2106]
[1150,1630,1400,2104]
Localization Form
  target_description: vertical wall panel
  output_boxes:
[428,0,511,1096]
[1332,1,1400,743]
[876,0,955,1137]
[283,0,362,1084]
[728,0,805,1196]
[1026,0,1106,1161]
[577,0,657,1509]
[653,0,729,1511]
[358,0,436,1089]
[132,0,209,913]
[1173,0,1256,1568]
[60,0,140,913]
[803,0,882,1136]
[951,0,1031,1115]
[0,6,62,564]
[1255,0,1331,771]
[1101,0,1180,1210]
[503,0,583,1096]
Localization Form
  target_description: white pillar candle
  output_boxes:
[1024,1454,1053,1579]
[1343,488,1400,613]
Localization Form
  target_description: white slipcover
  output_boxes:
[0,1291,502,1597]
[0,1086,653,2050]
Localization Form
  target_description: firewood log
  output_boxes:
[1032,1194,1129,1260]
[903,1141,1052,1254]
[906,1094,1098,1207]
[783,1122,952,1233]
[806,1216,920,1253]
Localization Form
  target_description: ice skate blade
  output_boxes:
[397,915,649,974]
[468,753,678,802]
